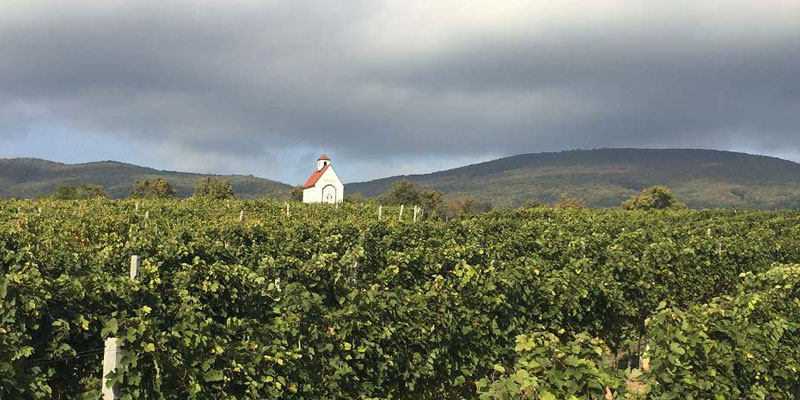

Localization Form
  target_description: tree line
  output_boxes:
[50,177,236,200]
[51,177,686,212]
[340,179,686,216]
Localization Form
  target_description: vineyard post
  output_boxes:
[129,255,140,280]
[286,203,290,217]
[399,205,404,221]
[239,210,244,222]
[640,343,651,372]
[135,201,139,211]
[145,210,149,219]
[378,205,382,221]
[413,206,418,222]
[102,338,121,400]
[104,255,139,399]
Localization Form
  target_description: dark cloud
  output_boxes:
[1,0,799,176]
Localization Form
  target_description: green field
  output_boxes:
[2,199,800,399]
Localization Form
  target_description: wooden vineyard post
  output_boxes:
[399,205,404,221]
[413,206,418,222]
[102,338,121,400]
[378,205,382,221]
[286,203,290,217]
[239,210,244,222]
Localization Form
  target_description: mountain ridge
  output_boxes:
[3,148,800,209]
[346,148,800,209]
[0,157,292,199]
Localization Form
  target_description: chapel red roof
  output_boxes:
[318,153,331,161]
[302,164,329,188]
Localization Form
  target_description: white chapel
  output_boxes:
[302,154,344,204]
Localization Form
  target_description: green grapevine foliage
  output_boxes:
[647,264,800,399]
[1,199,799,398]
[477,331,623,399]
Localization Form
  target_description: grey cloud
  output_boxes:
[1,0,799,170]
[363,28,800,150]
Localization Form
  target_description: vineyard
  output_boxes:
[1,199,800,399]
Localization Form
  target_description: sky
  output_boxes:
[1,0,799,184]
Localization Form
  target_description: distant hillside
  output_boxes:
[347,149,800,209]
[0,158,292,199]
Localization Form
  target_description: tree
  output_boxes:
[380,179,420,206]
[621,185,686,210]
[519,199,545,209]
[418,189,444,212]
[52,184,106,200]
[193,177,235,199]
[290,187,304,202]
[131,178,176,199]
[441,196,492,220]
[553,195,587,210]
[345,192,369,203]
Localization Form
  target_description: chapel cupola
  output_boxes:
[317,153,331,171]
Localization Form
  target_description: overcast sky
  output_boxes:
[1,0,799,184]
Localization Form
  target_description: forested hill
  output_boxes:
[5,149,800,209]
[0,158,291,199]
[346,149,800,209]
